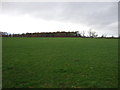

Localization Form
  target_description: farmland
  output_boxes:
[2,37,118,88]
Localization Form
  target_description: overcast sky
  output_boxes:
[0,2,118,37]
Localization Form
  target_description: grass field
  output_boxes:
[2,37,118,88]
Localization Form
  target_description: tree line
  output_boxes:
[0,31,119,38]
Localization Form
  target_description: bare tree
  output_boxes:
[88,29,98,38]
[91,31,98,38]
[88,29,92,37]
[101,33,107,38]
[82,30,85,37]
[111,35,114,38]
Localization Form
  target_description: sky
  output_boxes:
[0,2,118,37]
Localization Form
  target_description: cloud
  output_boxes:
[0,2,118,36]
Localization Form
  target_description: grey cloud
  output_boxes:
[1,2,118,36]
[60,2,117,26]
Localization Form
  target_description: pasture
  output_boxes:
[2,37,118,88]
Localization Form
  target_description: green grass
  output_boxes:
[2,37,118,88]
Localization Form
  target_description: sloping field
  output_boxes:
[2,37,118,88]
